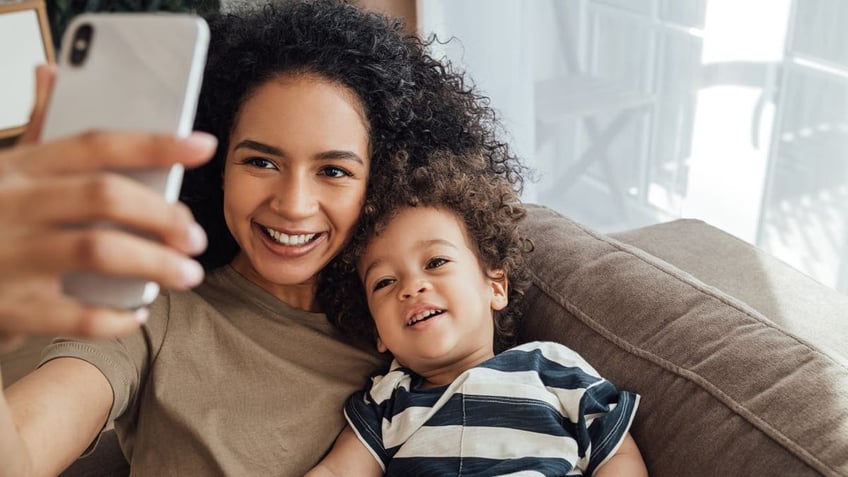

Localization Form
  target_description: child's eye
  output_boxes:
[373,278,395,291]
[242,157,277,169]
[320,166,353,178]
[426,257,449,269]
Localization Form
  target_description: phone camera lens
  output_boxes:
[69,24,94,66]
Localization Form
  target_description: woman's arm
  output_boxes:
[0,64,215,477]
[305,425,383,477]
[594,433,648,477]
[0,358,114,477]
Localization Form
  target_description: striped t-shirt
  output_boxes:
[344,341,640,476]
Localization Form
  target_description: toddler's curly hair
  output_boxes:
[319,150,533,353]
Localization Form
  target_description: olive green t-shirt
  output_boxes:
[41,266,387,476]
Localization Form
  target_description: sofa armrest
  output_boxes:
[518,204,848,477]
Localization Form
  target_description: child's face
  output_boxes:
[357,206,508,375]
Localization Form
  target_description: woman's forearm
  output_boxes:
[1,358,114,477]
[0,366,34,477]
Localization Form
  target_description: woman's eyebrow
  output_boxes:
[233,139,282,156]
[232,140,364,165]
[315,150,365,165]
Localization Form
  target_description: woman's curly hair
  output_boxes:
[182,0,528,269]
[319,150,533,354]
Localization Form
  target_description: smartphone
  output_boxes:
[41,13,209,309]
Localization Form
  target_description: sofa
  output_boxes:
[4,204,846,476]
[519,205,847,476]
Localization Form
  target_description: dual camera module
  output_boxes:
[69,24,93,66]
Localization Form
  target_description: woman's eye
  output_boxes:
[426,257,449,269]
[320,166,352,178]
[244,157,276,169]
[373,278,395,291]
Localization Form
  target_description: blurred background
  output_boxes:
[400,0,848,296]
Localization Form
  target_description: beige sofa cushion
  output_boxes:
[612,218,848,366]
[518,205,848,477]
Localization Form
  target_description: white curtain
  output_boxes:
[418,0,848,294]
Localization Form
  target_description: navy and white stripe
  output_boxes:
[344,341,640,476]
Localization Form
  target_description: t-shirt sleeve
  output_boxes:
[343,366,412,471]
[578,380,640,475]
[520,341,640,475]
[37,291,171,453]
[344,386,390,471]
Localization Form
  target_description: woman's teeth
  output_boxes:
[264,227,316,245]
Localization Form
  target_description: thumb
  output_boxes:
[18,64,57,145]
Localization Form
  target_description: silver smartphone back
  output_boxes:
[41,13,209,309]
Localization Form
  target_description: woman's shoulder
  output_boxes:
[144,268,237,341]
[154,266,244,313]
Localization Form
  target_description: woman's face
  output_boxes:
[224,74,370,310]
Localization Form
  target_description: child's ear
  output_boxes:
[376,336,388,353]
[488,269,508,311]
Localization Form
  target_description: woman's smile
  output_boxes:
[254,221,327,258]
[224,74,371,308]
[261,225,318,246]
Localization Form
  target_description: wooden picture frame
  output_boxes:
[0,0,55,139]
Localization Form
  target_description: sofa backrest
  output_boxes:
[517,205,848,477]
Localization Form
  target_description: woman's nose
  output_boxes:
[270,173,319,219]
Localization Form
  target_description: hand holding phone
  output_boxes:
[41,13,210,309]
[1,86,215,346]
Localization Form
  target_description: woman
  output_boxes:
[0,1,525,475]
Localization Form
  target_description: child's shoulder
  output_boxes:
[508,340,577,356]
[504,341,601,376]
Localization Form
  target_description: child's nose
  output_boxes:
[399,278,431,300]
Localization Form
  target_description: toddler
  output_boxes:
[309,153,647,476]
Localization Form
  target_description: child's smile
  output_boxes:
[358,205,508,385]
[405,305,446,327]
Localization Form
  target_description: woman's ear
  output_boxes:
[488,269,508,311]
[376,336,388,353]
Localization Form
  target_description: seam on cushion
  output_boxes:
[526,224,844,477]
[571,216,847,373]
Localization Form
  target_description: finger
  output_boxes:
[0,278,146,338]
[2,173,207,254]
[18,64,58,145]
[1,229,205,290]
[11,131,217,177]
